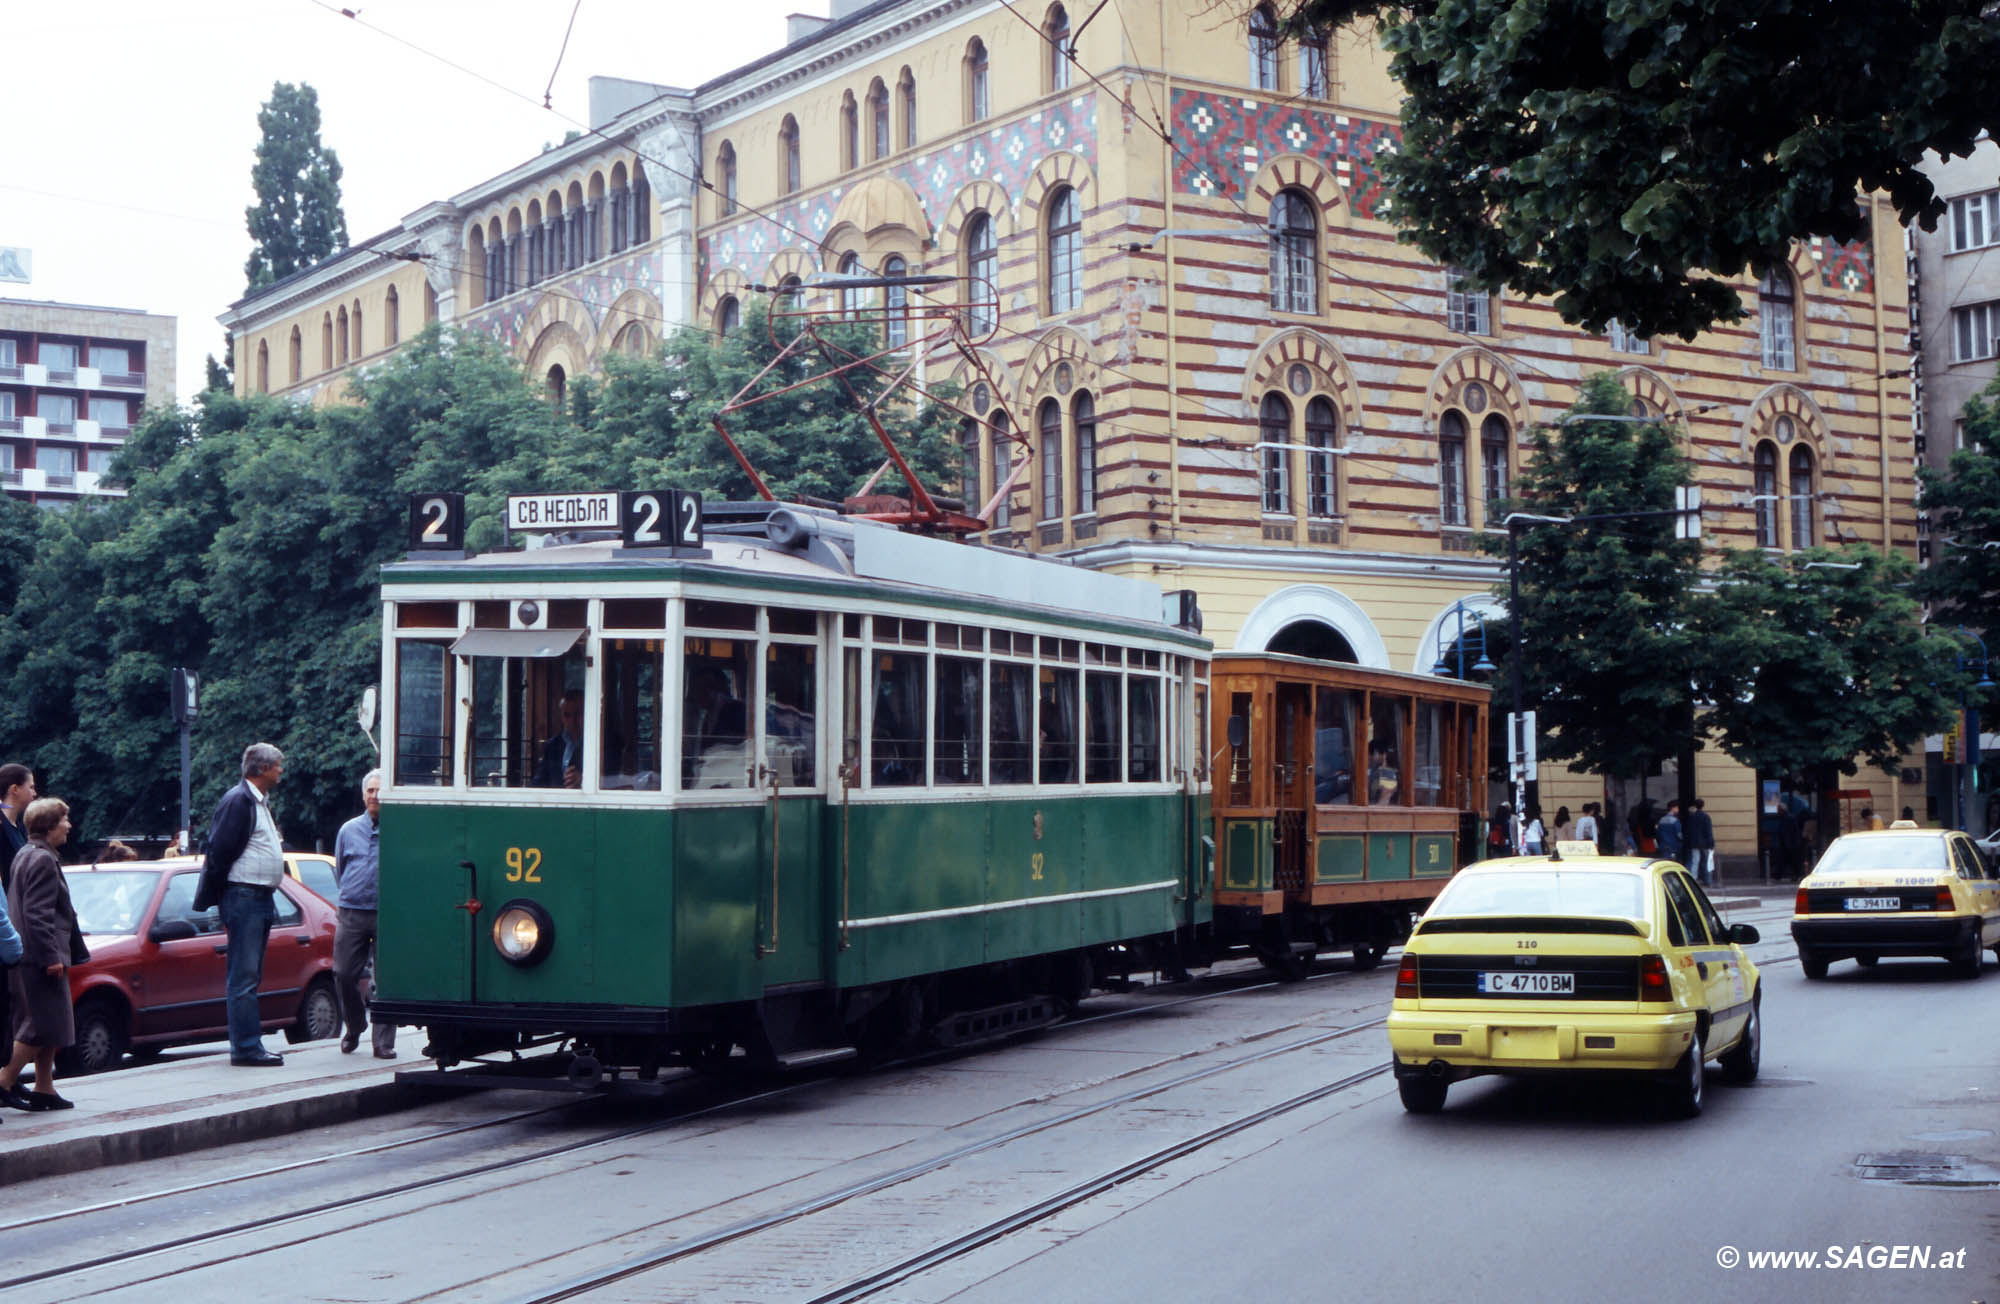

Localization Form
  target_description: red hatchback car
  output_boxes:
[60,859,341,1073]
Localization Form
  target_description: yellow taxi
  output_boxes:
[1791,823,2000,979]
[1388,845,1761,1117]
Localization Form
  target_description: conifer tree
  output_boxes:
[243,82,349,291]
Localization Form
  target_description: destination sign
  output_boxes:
[507,491,619,532]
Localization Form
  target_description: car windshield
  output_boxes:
[63,870,158,935]
[294,860,339,902]
[1815,837,1948,873]
[1432,870,1647,921]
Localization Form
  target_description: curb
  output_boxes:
[0,1079,423,1187]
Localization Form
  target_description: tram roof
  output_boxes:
[383,515,1210,649]
[1212,650,1493,700]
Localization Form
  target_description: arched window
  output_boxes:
[1073,391,1097,514]
[336,306,349,365]
[586,173,606,261]
[838,252,864,319]
[960,417,981,508]
[547,365,566,413]
[1260,392,1292,514]
[1480,414,1510,511]
[467,228,486,307]
[1046,185,1081,314]
[868,80,890,160]
[777,273,804,310]
[1439,411,1468,527]
[965,38,990,122]
[1299,26,1330,98]
[1447,268,1491,334]
[1249,4,1281,91]
[424,281,438,324]
[1039,397,1065,520]
[322,313,334,370]
[615,322,650,356]
[1760,268,1796,370]
[607,168,628,254]
[1045,4,1071,92]
[1306,396,1339,518]
[385,285,400,346]
[351,301,363,360]
[717,142,737,216]
[990,409,1013,528]
[1788,444,1815,547]
[288,326,302,384]
[898,68,917,150]
[780,116,801,194]
[256,340,270,394]
[1269,188,1317,314]
[631,165,651,244]
[1753,440,1779,547]
[841,92,860,170]
[884,254,908,348]
[965,212,997,336]
[717,295,740,335]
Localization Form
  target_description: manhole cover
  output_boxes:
[1854,1152,2000,1187]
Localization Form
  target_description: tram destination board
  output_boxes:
[507,491,619,532]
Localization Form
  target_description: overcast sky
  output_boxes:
[5,0,802,401]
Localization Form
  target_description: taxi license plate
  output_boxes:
[1478,972,1575,995]
[1843,897,1901,911]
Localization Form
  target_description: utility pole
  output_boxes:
[169,668,199,849]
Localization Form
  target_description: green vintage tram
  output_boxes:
[372,496,1215,1079]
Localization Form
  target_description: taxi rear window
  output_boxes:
[1432,870,1646,922]
[1814,837,1948,873]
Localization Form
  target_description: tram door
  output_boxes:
[1273,682,1314,892]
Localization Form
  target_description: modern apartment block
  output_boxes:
[0,298,174,504]
[1913,137,2000,499]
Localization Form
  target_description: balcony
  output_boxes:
[45,368,76,385]
[76,419,100,441]
[0,468,19,487]
[43,422,75,436]
[0,363,19,381]
[98,370,145,390]
[0,417,19,434]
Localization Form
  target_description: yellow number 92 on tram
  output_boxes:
[1387,845,1761,1118]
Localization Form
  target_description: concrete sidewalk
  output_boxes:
[0,1036,433,1186]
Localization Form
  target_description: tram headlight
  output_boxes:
[491,899,555,967]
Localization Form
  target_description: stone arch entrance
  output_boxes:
[1234,583,1388,668]
[1266,619,1357,662]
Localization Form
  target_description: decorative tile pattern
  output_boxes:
[1168,89,1399,220]
[460,251,661,351]
[1809,234,1873,295]
[697,96,1099,289]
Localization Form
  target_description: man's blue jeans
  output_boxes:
[219,884,275,1057]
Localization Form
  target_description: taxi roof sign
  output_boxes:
[1889,819,1921,829]
[1554,840,1600,857]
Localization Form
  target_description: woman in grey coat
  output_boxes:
[1,797,83,1110]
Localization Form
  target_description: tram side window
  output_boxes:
[1128,674,1162,782]
[684,637,755,789]
[600,639,663,791]
[395,641,453,787]
[1085,670,1123,782]
[873,651,926,786]
[1368,694,1406,806]
[1459,709,1480,815]
[471,650,585,788]
[766,642,817,787]
[1414,700,1444,807]
[990,660,1034,784]
[1227,692,1252,804]
[843,649,862,781]
[935,655,983,784]
[1314,687,1358,804]
[1039,666,1079,784]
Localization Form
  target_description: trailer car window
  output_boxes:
[1039,667,1079,784]
[990,661,1034,784]
[935,655,983,784]
[1085,670,1122,782]
[872,651,926,785]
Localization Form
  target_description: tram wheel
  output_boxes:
[1351,943,1384,971]
[1257,943,1313,983]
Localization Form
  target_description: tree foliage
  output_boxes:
[243,82,349,291]
[0,312,959,849]
[1488,372,1700,780]
[1293,0,2000,339]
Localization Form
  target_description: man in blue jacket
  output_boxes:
[1656,799,1685,866]
[193,743,288,1067]
[332,769,394,1059]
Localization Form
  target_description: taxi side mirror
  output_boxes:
[1727,923,1760,946]
[148,918,198,944]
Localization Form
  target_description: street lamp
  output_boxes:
[1432,599,1496,678]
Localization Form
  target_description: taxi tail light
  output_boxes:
[1639,954,1672,1002]
[1794,887,1811,914]
[1934,885,1954,911]
[1394,955,1420,999]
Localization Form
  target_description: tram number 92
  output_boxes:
[504,847,544,883]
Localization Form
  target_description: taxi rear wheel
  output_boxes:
[1660,1029,1704,1119]
[1398,1075,1448,1114]
[1797,948,1828,980]
[1719,999,1760,1084]
[1950,934,1984,979]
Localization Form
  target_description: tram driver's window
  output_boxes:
[1039,666,1079,784]
[1314,688,1358,804]
[683,636,755,789]
[1085,670,1122,782]
[600,639,663,790]
[766,641,817,787]
[990,661,1034,784]
[873,651,926,786]
[471,650,585,788]
[395,641,453,787]
[1367,694,1407,806]
[1414,700,1444,807]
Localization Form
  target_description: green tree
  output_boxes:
[1914,375,2000,645]
[1294,0,1999,339]
[243,82,349,291]
[1487,372,1701,782]
[1697,545,1962,808]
